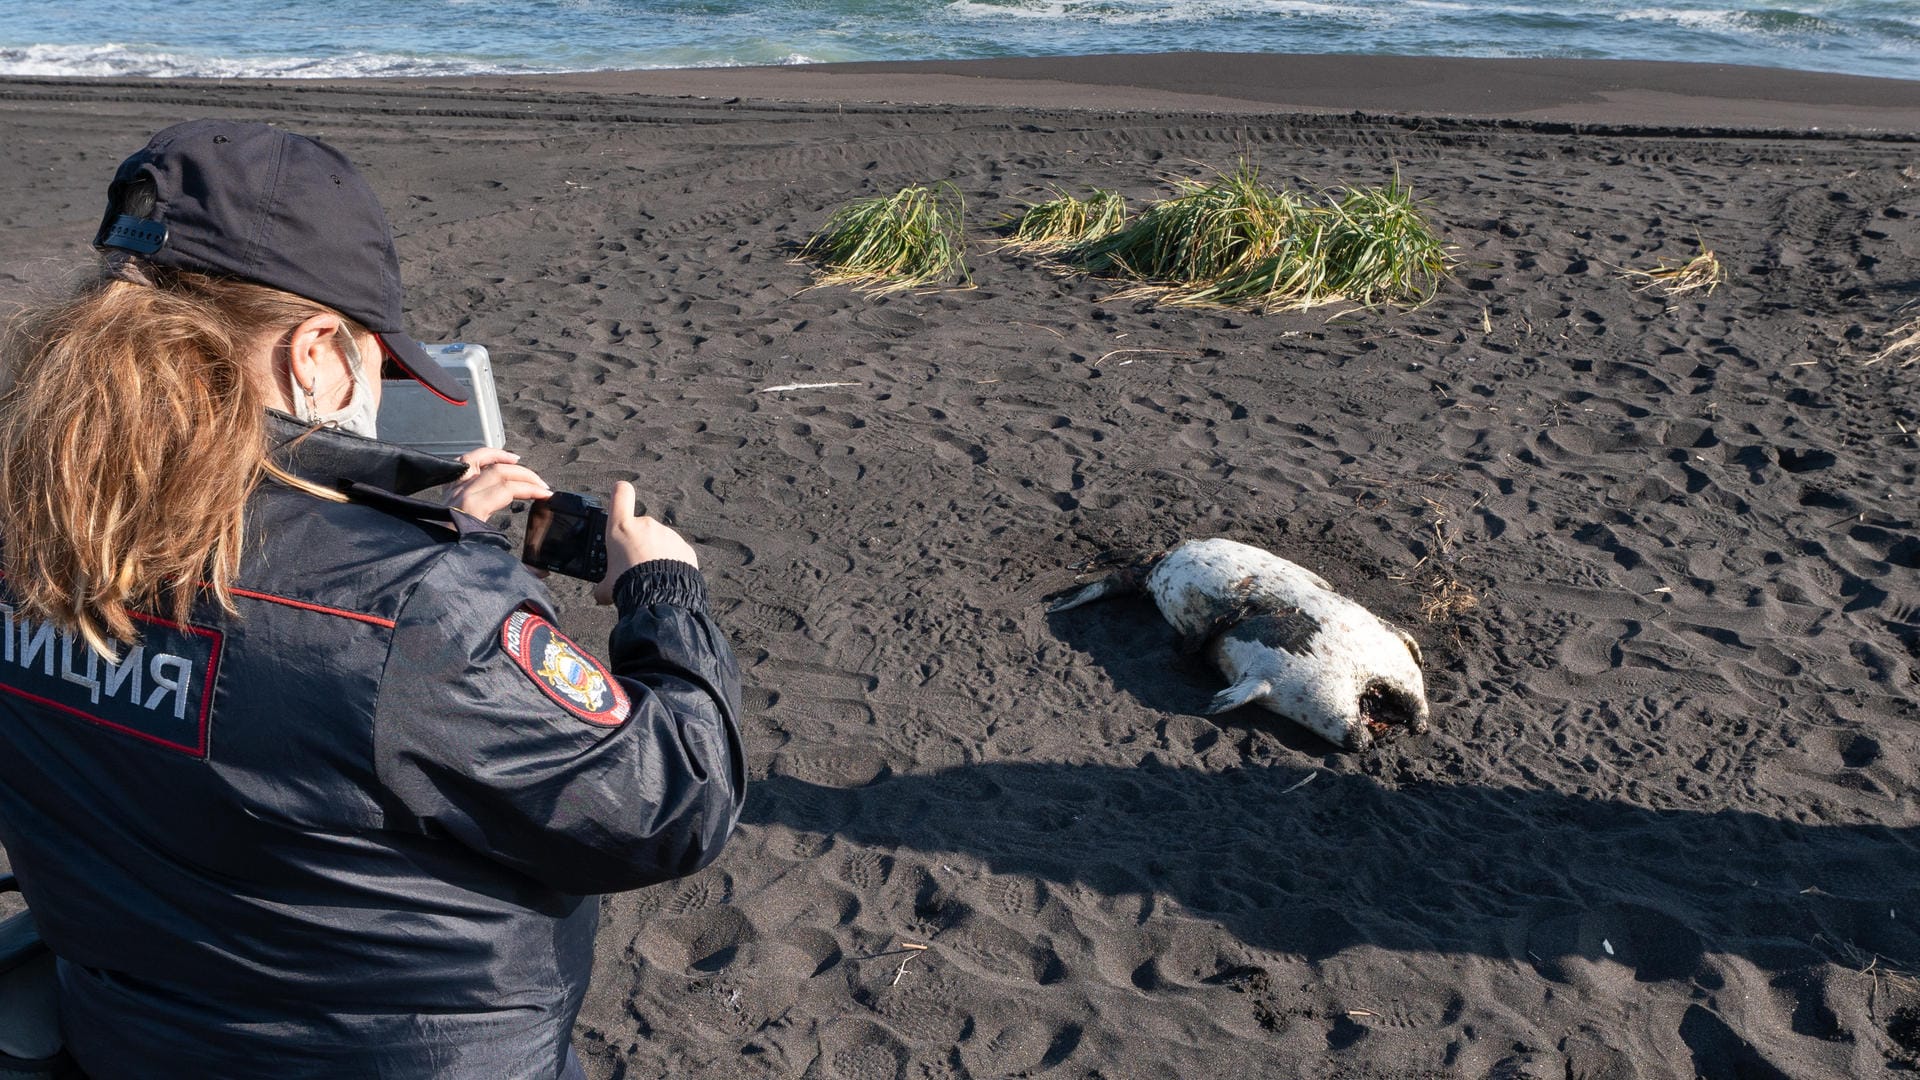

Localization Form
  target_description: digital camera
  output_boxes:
[522,492,608,582]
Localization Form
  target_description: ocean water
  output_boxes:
[2,0,1915,82]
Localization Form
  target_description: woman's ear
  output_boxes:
[284,312,349,408]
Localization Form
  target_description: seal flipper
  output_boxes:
[1046,576,1126,613]
[1047,559,1157,613]
[1205,674,1273,715]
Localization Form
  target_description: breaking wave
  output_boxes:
[1,0,1914,81]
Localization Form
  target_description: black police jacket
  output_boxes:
[0,415,746,1078]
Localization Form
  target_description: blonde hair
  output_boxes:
[0,261,356,656]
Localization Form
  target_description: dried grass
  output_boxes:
[1816,932,1920,1016]
[1418,574,1480,623]
[1869,314,1920,366]
[1622,246,1726,297]
[1388,496,1479,628]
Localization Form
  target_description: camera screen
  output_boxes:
[522,491,607,581]
[526,504,590,565]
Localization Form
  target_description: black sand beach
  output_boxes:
[3,54,1920,1078]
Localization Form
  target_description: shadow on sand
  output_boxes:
[745,762,1918,978]
[743,591,1919,1024]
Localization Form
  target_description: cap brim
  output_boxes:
[378,333,469,405]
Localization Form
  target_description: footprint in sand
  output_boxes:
[838,850,893,892]
[819,1020,908,1080]
[664,872,734,916]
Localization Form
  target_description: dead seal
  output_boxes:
[1048,538,1429,751]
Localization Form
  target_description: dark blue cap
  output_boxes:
[94,119,468,405]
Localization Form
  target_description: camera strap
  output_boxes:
[338,481,502,541]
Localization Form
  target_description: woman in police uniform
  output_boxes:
[0,119,745,1079]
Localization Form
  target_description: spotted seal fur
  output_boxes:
[1048,538,1429,751]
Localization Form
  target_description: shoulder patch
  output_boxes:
[502,610,630,727]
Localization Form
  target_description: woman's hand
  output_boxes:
[594,480,698,605]
[445,448,553,522]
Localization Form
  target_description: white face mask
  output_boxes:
[290,332,379,439]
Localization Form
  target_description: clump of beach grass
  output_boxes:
[1623,245,1726,297]
[1073,163,1306,295]
[1067,163,1449,313]
[1176,175,1450,311]
[1003,188,1129,254]
[799,182,970,293]
[1317,179,1453,308]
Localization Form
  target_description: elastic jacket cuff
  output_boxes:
[612,560,710,615]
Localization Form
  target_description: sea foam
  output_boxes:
[1,0,1914,82]
[0,43,543,79]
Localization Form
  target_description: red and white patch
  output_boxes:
[502,610,630,727]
